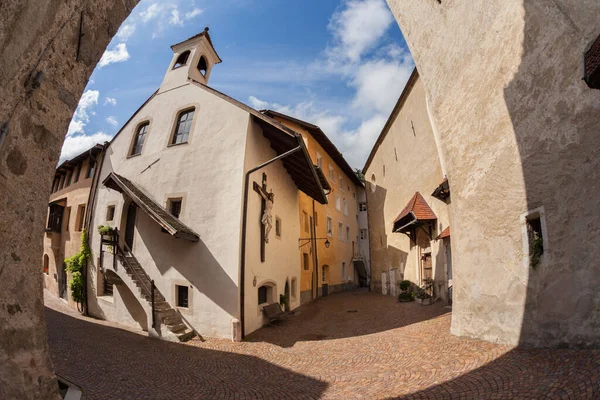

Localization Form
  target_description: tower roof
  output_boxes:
[170,27,222,63]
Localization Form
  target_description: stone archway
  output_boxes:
[0,2,138,398]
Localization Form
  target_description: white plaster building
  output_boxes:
[87,29,327,341]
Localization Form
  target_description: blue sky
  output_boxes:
[62,0,413,169]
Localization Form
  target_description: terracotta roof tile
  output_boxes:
[436,226,450,240]
[393,192,437,224]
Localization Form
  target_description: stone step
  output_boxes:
[157,308,177,318]
[154,301,170,310]
[168,323,187,333]
[163,314,182,325]
[177,329,195,342]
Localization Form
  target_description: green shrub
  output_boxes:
[97,225,114,235]
[64,229,90,311]
[398,292,414,302]
[399,280,411,291]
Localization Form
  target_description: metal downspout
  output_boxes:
[240,144,303,339]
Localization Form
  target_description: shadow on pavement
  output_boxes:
[45,307,327,400]
[246,290,450,348]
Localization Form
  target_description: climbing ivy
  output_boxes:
[530,236,544,270]
[64,229,90,312]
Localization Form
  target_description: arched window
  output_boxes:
[173,51,190,69]
[171,108,195,145]
[198,56,208,77]
[130,122,149,156]
[43,254,49,275]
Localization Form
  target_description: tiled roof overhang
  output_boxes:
[103,172,200,242]
[584,33,600,89]
[393,192,437,236]
[262,110,364,187]
[253,117,328,204]
[55,143,104,174]
[436,226,450,240]
[314,165,332,192]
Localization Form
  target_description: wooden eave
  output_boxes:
[102,172,200,242]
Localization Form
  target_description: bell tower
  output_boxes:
[159,27,222,93]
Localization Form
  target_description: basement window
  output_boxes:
[173,51,190,69]
[258,284,273,305]
[176,285,189,308]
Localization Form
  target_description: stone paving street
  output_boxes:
[45,290,600,399]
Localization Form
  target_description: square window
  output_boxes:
[322,266,327,282]
[303,253,310,270]
[176,285,189,308]
[346,226,350,242]
[63,207,71,232]
[335,195,341,211]
[275,217,282,237]
[326,217,333,237]
[106,205,115,222]
[172,109,195,145]
[86,160,95,179]
[339,177,344,191]
[328,165,334,181]
[314,211,318,226]
[338,222,343,240]
[316,152,323,168]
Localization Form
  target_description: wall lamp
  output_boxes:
[298,237,330,249]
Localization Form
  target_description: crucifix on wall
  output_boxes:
[253,172,274,263]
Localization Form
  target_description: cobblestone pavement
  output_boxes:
[45,289,600,399]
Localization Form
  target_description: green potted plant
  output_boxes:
[397,280,414,302]
[98,224,114,236]
[415,278,434,305]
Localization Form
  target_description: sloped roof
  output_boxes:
[262,110,364,187]
[363,68,419,172]
[171,27,222,63]
[394,192,437,224]
[189,79,328,204]
[436,226,450,240]
[393,192,437,233]
[103,172,200,242]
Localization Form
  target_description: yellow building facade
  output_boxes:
[265,111,365,304]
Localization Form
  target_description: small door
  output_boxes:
[421,253,433,282]
[125,202,137,250]
[381,272,388,295]
[284,280,290,311]
[322,283,329,297]
[389,269,397,297]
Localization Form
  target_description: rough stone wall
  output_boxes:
[386,0,600,347]
[0,1,137,398]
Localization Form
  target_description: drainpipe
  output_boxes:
[312,199,319,301]
[240,143,303,339]
[81,143,106,315]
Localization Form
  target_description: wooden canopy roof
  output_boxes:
[103,172,200,242]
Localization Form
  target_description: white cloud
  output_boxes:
[104,97,117,106]
[98,43,130,68]
[326,0,394,64]
[67,119,85,136]
[140,3,163,22]
[116,23,136,42]
[106,116,118,127]
[185,8,203,20]
[60,131,113,163]
[350,58,413,114]
[170,9,183,26]
[75,90,99,121]
[248,96,270,110]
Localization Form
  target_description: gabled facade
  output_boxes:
[363,69,452,302]
[87,30,326,341]
[43,144,105,309]
[263,111,368,304]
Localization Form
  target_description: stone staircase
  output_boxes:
[117,250,195,342]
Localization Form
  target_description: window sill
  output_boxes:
[126,153,142,159]
[167,141,189,148]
